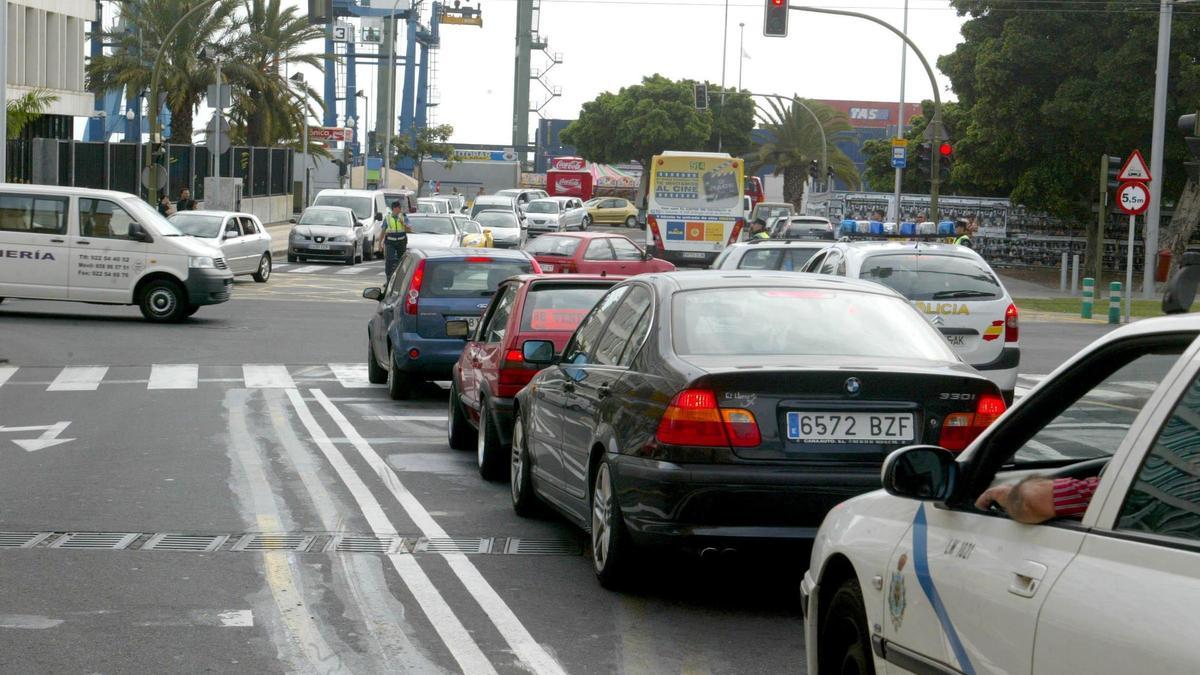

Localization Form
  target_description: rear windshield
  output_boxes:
[672,287,956,361]
[861,254,1002,302]
[524,235,580,257]
[475,211,519,229]
[422,260,533,299]
[407,216,456,235]
[527,201,558,214]
[471,200,513,218]
[520,284,611,331]
[736,247,819,271]
[313,195,372,219]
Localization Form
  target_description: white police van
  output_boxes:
[0,185,233,322]
[803,311,1200,675]
[802,240,1019,402]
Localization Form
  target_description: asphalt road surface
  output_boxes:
[0,244,1125,674]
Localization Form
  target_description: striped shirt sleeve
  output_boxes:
[1052,476,1100,517]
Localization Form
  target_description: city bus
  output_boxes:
[645,151,745,266]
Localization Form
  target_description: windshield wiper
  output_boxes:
[930,290,996,299]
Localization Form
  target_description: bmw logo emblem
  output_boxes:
[845,378,862,396]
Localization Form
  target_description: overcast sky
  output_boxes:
[288,0,970,145]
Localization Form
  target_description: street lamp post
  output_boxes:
[738,22,745,91]
[892,0,909,223]
[381,0,410,188]
[345,115,357,190]
[126,107,141,198]
[357,89,369,189]
[288,72,310,208]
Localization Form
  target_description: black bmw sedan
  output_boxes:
[508,271,1006,588]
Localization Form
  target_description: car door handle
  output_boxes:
[50,238,65,243]
[76,240,90,245]
[598,384,611,399]
[1008,560,1047,598]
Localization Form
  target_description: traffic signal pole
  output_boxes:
[786,4,945,221]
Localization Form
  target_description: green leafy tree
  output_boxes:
[6,89,58,139]
[701,85,756,158]
[223,0,325,148]
[749,97,859,208]
[87,0,237,143]
[560,74,712,205]
[393,124,458,191]
[935,0,1200,272]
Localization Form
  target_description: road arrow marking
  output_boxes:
[0,422,74,452]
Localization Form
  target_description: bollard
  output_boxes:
[1060,252,1068,292]
[1109,281,1122,324]
[1071,254,1080,295]
[1082,277,1094,318]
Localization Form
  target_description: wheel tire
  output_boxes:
[387,347,412,400]
[367,336,387,384]
[287,253,298,263]
[510,414,540,517]
[448,379,476,451]
[820,579,876,675]
[252,254,272,282]
[138,279,188,323]
[476,400,507,481]
[624,216,637,228]
[581,216,590,231]
[364,240,374,261]
[591,459,635,589]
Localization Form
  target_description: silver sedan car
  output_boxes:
[286,206,366,265]
[169,210,273,282]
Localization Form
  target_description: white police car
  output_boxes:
[802,312,1200,675]
[801,241,1019,402]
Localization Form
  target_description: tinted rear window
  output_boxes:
[520,284,611,331]
[672,287,956,361]
[860,254,1001,301]
[422,260,533,299]
[525,236,581,256]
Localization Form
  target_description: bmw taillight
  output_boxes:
[940,392,1006,452]
[1005,303,1019,343]
[656,389,761,448]
[405,259,426,315]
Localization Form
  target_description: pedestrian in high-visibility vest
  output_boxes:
[383,200,410,281]
[953,220,973,249]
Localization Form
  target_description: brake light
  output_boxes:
[940,393,1007,452]
[504,349,524,364]
[464,256,494,263]
[656,389,760,448]
[1005,303,1019,342]
[498,344,539,389]
[727,218,744,246]
[647,215,664,251]
[405,259,426,315]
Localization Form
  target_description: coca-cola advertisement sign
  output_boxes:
[555,177,583,193]
[552,157,586,171]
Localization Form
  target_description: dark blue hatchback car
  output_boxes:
[363,248,539,399]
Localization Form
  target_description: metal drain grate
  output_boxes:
[231,534,315,552]
[0,532,54,549]
[50,532,140,550]
[500,538,583,556]
[415,537,492,554]
[327,535,407,555]
[142,533,229,552]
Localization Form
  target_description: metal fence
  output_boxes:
[5,139,293,201]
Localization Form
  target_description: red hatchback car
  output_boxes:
[524,232,675,276]
[448,274,623,479]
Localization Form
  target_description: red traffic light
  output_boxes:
[770,0,784,5]
[938,142,953,157]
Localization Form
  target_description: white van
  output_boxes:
[0,185,233,322]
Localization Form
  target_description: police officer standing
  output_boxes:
[383,200,410,280]
[953,219,973,249]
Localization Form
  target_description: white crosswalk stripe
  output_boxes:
[48,366,108,391]
[328,363,381,388]
[148,364,200,390]
[335,266,374,275]
[288,266,326,274]
[242,365,295,389]
[0,366,16,388]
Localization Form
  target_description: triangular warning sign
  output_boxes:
[1118,149,1152,182]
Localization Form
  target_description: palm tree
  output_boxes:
[86,0,237,143]
[750,97,860,208]
[7,89,59,139]
[223,0,325,148]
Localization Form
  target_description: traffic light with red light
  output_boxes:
[763,0,787,37]
[938,142,953,181]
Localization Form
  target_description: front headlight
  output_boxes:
[188,256,216,269]
[330,235,348,242]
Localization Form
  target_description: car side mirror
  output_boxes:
[881,445,959,502]
[130,222,152,243]
[376,212,384,221]
[522,339,556,365]
[362,287,383,301]
[224,229,239,239]
[289,217,297,224]
[642,249,652,261]
[445,319,471,339]
[354,222,364,228]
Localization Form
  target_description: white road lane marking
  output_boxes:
[242,365,295,389]
[364,415,448,422]
[287,265,326,274]
[148,364,199,390]
[217,610,254,627]
[283,389,497,675]
[329,363,379,389]
[310,389,567,675]
[335,267,373,275]
[0,366,16,388]
[47,366,108,391]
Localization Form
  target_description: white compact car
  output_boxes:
[311,188,387,261]
[802,241,1019,402]
[803,311,1200,675]
[169,210,272,282]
